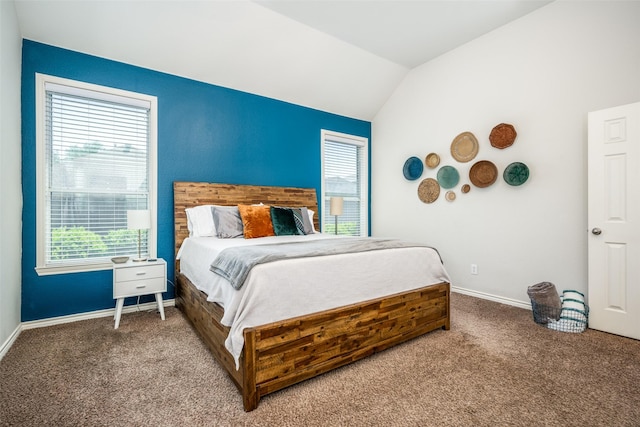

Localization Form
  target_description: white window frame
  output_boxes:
[35,73,158,275]
[320,129,369,236]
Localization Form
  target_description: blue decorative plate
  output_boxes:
[403,156,424,180]
[503,162,529,186]
[436,165,460,189]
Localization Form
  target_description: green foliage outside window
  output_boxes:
[104,229,140,256]
[326,221,359,236]
[50,227,108,260]
[50,227,141,260]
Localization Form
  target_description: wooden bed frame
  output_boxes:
[174,181,450,411]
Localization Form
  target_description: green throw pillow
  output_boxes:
[270,207,299,236]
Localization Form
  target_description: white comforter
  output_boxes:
[177,234,451,368]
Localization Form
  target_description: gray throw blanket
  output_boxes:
[210,237,439,290]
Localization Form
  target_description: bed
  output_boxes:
[174,181,451,411]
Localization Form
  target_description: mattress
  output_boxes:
[177,234,451,367]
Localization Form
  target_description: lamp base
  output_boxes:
[133,230,147,262]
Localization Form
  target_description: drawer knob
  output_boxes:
[136,285,146,289]
[136,272,146,276]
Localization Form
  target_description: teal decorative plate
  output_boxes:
[503,162,530,186]
[436,165,460,189]
[403,156,424,180]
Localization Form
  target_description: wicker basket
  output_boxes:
[531,299,589,333]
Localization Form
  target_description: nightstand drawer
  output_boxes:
[114,277,166,298]
[115,264,165,283]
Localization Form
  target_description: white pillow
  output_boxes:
[308,209,316,233]
[185,205,216,237]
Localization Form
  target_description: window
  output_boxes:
[35,74,157,275]
[321,130,368,236]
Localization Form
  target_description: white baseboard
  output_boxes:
[5,291,524,360]
[451,286,531,310]
[21,298,176,331]
[0,324,22,362]
[1,299,176,360]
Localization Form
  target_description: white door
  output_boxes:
[588,102,640,339]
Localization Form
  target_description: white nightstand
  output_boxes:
[113,258,167,329]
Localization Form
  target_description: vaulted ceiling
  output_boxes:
[13,0,551,121]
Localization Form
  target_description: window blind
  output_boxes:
[322,135,366,236]
[44,87,150,264]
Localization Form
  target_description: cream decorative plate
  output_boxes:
[418,178,440,203]
[450,132,479,163]
[445,191,456,202]
[425,153,440,169]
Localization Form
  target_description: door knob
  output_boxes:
[591,228,602,235]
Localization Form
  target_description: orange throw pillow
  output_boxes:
[238,205,275,239]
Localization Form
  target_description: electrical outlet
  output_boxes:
[471,264,478,275]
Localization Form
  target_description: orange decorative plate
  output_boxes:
[489,123,517,149]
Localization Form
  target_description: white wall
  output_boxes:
[0,0,23,356]
[372,1,640,305]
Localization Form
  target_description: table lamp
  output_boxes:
[329,197,343,235]
[127,210,150,262]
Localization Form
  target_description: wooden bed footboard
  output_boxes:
[177,272,450,411]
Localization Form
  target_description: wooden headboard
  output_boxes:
[174,181,320,258]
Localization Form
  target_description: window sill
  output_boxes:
[35,262,113,276]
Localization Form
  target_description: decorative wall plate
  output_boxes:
[425,153,440,168]
[437,165,460,189]
[418,178,440,203]
[461,184,471,194]
[489,123,517,149]
[503,162,530,186]
[469,160,498,188]
[403,156,424,180]
[445,191,456,202]
[450,132,479,163]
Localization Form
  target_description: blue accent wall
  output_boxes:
[21,40,371,322]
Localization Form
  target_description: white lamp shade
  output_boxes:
[329,197,344,216]
[127,210,151,230]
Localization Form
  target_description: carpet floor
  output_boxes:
[1,293,639,426]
